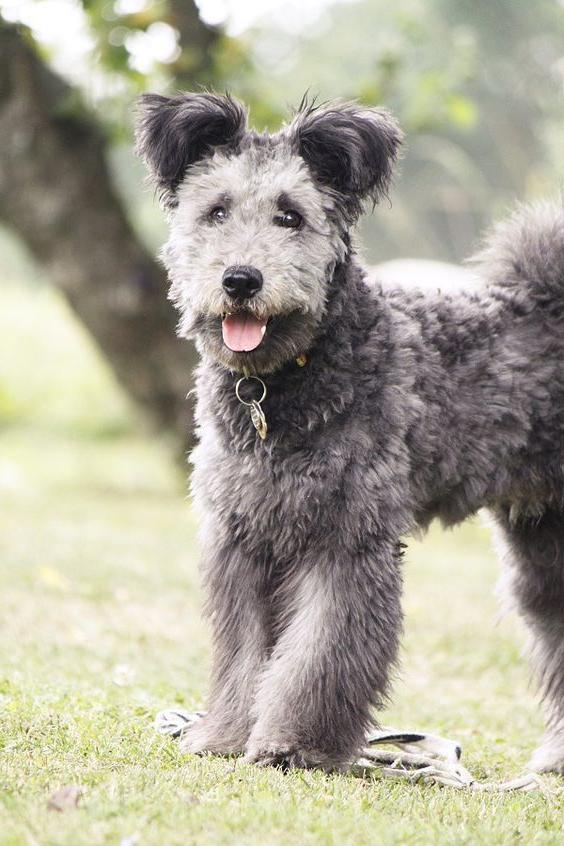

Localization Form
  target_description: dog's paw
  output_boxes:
[528,735,564,775]
[180,722,213,754]
[244,743,337,771]
[179,717,247,756]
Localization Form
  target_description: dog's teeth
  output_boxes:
[260,324,267,336]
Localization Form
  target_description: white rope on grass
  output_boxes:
[155,709,543,793]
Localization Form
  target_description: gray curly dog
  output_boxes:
[136,92,564,774]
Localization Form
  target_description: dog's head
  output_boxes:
[135,93,402,373]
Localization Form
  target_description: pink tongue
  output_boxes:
[222,312,267,352]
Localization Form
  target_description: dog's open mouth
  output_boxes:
[221,310,269,352]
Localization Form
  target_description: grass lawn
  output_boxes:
[1,282,563,845]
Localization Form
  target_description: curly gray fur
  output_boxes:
[136,92,564,774]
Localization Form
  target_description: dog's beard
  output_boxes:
[190,309,319,375]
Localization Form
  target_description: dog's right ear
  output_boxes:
[135,92,248,207]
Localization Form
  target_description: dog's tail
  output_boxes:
[470,199,564,306]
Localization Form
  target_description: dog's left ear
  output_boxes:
[289,100,403,218]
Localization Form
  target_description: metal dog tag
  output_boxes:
[249,399,268,440]
[235,375,268,441]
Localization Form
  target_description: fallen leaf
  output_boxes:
[36,566,71,591]
[47,785,84,812]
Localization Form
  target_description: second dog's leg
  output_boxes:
[181,542,271,755]
[493,505,564,774]
[244,535,403,770]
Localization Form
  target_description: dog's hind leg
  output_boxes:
[493,504,564,774]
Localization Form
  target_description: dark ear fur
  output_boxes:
[135,92,247,207]
[289,99,403,220]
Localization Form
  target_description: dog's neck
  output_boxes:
[198,253,382,450]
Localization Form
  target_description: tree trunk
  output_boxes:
[168,0,221,88]
[0,20,198,453]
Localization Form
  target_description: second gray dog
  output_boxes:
[136,93,564,774]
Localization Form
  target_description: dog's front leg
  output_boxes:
[244,535,403,771]
[181,543,271,756]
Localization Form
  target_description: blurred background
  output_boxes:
[1,5,560,826]
[2,0,564,460]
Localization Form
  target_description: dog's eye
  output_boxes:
[274,210,303,230]
[209,206,229,224]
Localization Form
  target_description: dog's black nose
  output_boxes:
[222,266,263,300]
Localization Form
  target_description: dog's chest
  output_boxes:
[192,420,384,561]
[195,434,343,513]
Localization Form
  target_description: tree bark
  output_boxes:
[0,20,199,453]
[167,0,221,88]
